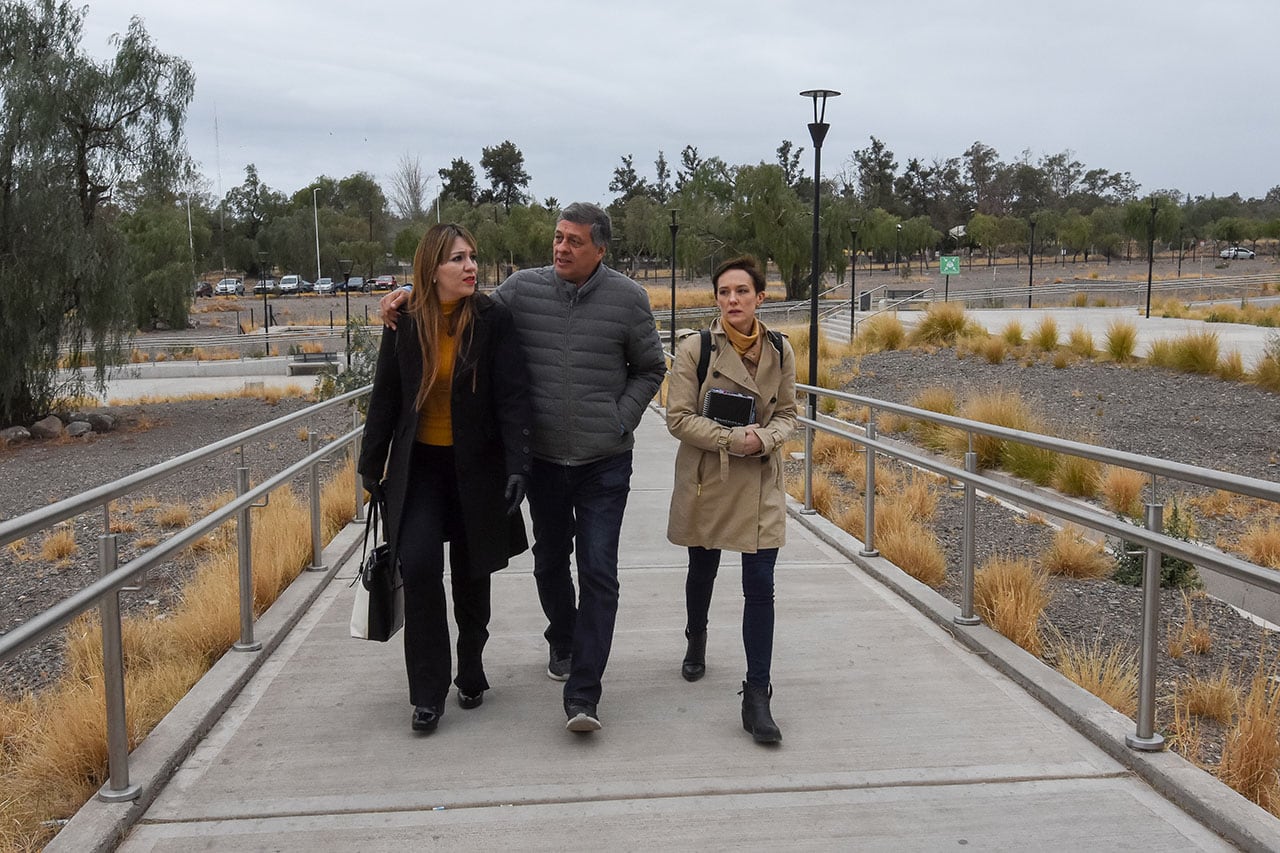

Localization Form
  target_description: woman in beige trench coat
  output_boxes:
[666,255,797,744]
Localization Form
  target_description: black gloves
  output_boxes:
[504,474,528,516]
[362,476,385,505]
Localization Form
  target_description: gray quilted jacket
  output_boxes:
[493,263,665,465]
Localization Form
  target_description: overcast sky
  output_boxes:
[82,0,1277,209]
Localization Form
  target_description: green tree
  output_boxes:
[438,157,477,205]
[966,213,1001,266]
[852,136,897,211]
[652,151,671,205]
[609,153,649,202]
[479,140,530,212]
[0,0,194,424]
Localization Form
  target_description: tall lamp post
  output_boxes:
[312,187,322,285]
[1145,197,1158,318]
[894,222,902,276]
[339,258,354,368]
[800,88,839,514]
[257,250,270,354]
[1026,216,1037,309]
[849,221,860,339]
[668,209,679,346]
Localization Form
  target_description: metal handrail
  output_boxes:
[794,380,1280,752]
[0,385,369,548]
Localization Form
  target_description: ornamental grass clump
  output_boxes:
[1170,329,1221,375]
[1030,317,1059,352]
[1104,319,1138,362]
[974,555,1048,655]
[1066,326,1095,358]
[1240,522,1280,568]
[1041,529,1111,578]
[1181,667,1238,724]
[910,302,970,347]
[907,386,958,453]
[1218,661,1280,816]
[1052,633,1137,716]
[1001,321,1024,347]
[1100,466,1146,519]
[855,313,906,353]
[1051,452,1102,498]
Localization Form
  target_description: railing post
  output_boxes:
[306,430,328,572]
[353,409,366,522]
[96,533,140,802]
[233,466,262,652]
[801,391,816,515]
[955,449,981,626]
[860,411,879,557]
[1126,500,1166,751]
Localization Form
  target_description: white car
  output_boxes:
[278,274,311,295]
[314,277,335,294]
[213,277,243,295]
[1219,246,1255,259]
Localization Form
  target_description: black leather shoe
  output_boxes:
[458,689,484,710]
[411,705,442,733]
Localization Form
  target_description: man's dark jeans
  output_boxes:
[528,450,633,706]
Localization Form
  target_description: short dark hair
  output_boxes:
[559,202,611,248]
[712,255,766,294]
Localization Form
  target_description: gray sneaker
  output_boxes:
[547,649,571,681]
[565,699,601,733]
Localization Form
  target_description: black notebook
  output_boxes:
[702,388,756,427]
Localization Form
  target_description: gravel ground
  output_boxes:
[809,346,1280,768]
[0,395,356,697]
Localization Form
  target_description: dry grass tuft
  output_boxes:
[910,302,970,346]
[1217,350,1248,382]
[40,527,77,561]
[1170,330,1221,375]
[855,314,907,353]
[1001,321,1024,347]
[948,389,1037,469]
[978,336,1006,364]
[1218,660,1280,815]
[1168,591,1214,657]
[1253,351,1280,393]
[876,511,947,588]
[1041,529,1111,578]
[155,503,193,530]
[1067,326,1095,358]
[1145,337,1177,369]
[809,471,838,517]
[1051,452,1102,498]
[1030,317,1059,352]
[1181,667,1238,724]
[1053,633,1138,716]
[1104,319,1139,362]
[974,555,1048,655]
[1100,466,1147,518]
[1240,522,1280,568]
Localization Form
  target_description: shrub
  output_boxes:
[1030,317,1059,352]
[1112,499,1202,589]
[974,555,1047,655]
[1041,529,1111,578]
[1104,320,1138,362]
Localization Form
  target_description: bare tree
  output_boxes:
[388,152,429,220]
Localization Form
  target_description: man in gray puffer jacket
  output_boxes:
[382,202,665,734]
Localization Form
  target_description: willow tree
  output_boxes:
[0,0,194,424]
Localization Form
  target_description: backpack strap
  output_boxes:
[696,328,712,389]
[766,329,783,361]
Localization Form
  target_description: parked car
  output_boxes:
[253,277,278,294]
[314,277,335,294]
[278,274,312,295]
[1219,246,1255,259]
[340,276,369,293]
[214,277,244,296]
[193,280,213,298]
[373,275,398,290]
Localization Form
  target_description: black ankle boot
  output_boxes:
[740,681,781,744]
[682,630,706,682]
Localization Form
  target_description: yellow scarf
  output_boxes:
[722,317,759,357]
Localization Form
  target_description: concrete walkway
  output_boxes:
[53,409,1280,851]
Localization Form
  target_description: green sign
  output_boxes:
[939,255,961,275]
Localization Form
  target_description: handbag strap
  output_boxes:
[361,498,383,566]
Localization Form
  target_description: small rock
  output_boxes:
[85,412,117,432]
[1,425,30,444]
[65,421,94,438]
[30,415,64,439]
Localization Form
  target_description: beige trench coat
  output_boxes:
[666,318,798,554]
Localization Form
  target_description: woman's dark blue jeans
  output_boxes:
[685,545,777,688]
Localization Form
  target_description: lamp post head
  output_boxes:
[800,89,839,148]
[896,223,903,232]
[338,258,354,276]
[669,208,679,235]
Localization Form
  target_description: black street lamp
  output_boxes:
[668,209,679,346]
[1026,217,1037,309]
[799,88,839,419]
[1177,225,1185,278]
[849,221,860,340]
[1145,197,1158,318]
[257,250,270,355]
[894,222,903,277]
[339,258,354,368]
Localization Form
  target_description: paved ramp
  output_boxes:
[87,410,1259,850]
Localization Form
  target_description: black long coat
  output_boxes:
[358,293,532,577]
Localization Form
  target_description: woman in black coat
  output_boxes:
[358,223,532,734]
